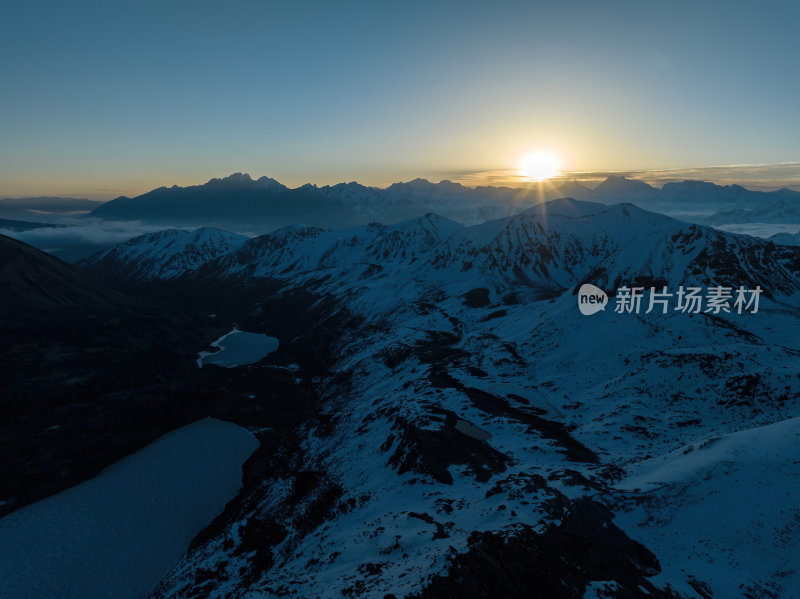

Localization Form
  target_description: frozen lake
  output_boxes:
[0,418,259,599]
[197,328,279,368]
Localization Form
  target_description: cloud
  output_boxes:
[450,162,800,191]
[0,219,179,262]
[715,223,800,238]
[1,219,173,246]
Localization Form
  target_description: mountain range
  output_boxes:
[58,198,800,597]
[4,174,798,267]
[86,172,800,231]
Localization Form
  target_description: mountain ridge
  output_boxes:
[81,199,800,311]
[86,173,800,231]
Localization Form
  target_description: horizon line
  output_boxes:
[3,161,800,201]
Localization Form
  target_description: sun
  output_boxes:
[518,151,561,181]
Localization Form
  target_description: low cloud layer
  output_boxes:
[0,219,178,262]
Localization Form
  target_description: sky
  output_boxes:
[2,0,800,198]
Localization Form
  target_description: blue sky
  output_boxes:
[1,0,799,197]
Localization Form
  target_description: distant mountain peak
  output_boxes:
[596,175,654,190]
[435,179,466,192]
[192,173,288,190]
[203,173,256,187]
[386,178,467,195]
[661,179,723,191]
[223,172,252,182]
[559,180,592,190]
[327,181,364,190]
[557,180,594,200]
[255,176,284,189]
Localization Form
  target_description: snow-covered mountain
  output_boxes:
[71,200,800,598]
[179,199,799,305]
[210,213,465,280]
[77,227,249,281]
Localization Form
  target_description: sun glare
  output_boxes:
[519,151,561,181]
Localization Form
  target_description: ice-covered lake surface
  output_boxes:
[197,328,279,368]
[0,418,259,599]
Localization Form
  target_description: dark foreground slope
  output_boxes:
[1,234,204,512]
[0,235,333,516]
